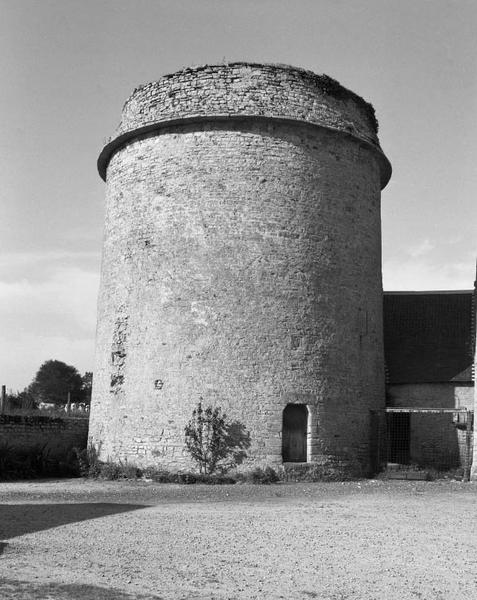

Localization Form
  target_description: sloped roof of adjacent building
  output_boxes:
[383,290,475,384]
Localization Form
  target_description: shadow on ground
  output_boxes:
[0,503,148,541]
[0,578,162,600]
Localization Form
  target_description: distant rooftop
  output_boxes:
[383,290,474,384]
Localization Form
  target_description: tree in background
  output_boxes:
[81,371,93,405]
[28,360,84,405]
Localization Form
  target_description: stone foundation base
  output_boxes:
[278,458,366,482]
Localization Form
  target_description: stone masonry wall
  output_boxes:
[90,64,391,476]
[99,63,390,186]
[117,63,377,141]
[0,415,88,458]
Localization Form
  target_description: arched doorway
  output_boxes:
[282,404,308,462]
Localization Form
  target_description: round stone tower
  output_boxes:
[90,62,391,476]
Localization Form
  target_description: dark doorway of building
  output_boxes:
[387,413,410,464]
[282,404,308,462]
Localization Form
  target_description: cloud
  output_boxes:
[0,250,100,282]
[0,267,99,337]
[0,250,99,268]
[384,233,475,291]
[383,258,474,291]
[0,255,99,390]
[1,335,95,394]
[407,239,434,258]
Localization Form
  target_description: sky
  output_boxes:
[0,0,476,390]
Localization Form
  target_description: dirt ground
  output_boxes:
[1,478,477,600]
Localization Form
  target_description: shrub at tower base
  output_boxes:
[184,401,251,474]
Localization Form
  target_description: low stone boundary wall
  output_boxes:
[0,415,89,458]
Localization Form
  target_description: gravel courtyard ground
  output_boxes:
[1,478,477,600]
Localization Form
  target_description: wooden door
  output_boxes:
[282,404,308,462]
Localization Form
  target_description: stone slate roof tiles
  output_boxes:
[383,291,475,384]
